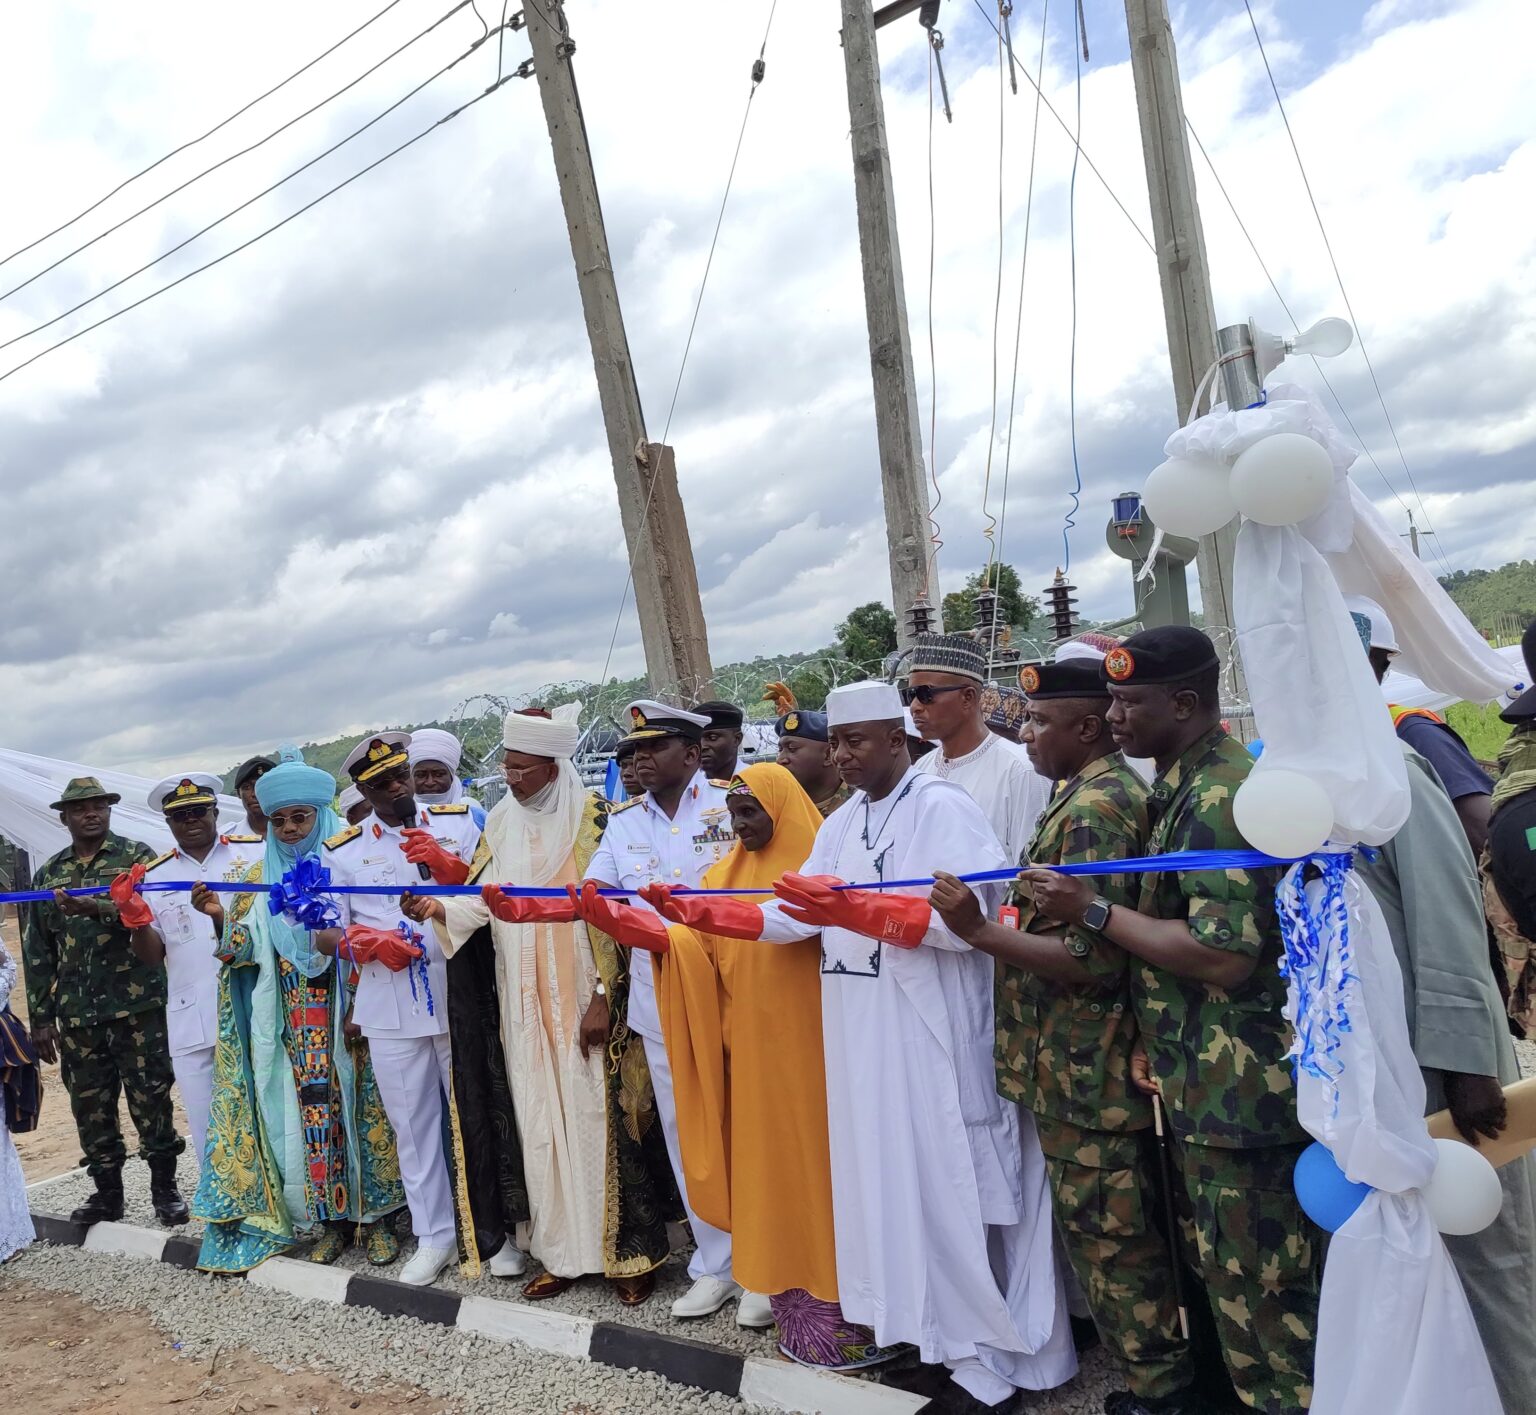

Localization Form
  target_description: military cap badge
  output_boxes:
[1019,665,1041,694]
[1104,647,1135,682]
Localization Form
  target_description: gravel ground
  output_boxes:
[0,1244,777,1415]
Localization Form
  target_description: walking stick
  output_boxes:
[1152,1090,1191,1341]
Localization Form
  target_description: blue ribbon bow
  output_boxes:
[267,856,341,931]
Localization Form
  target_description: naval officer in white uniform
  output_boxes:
[583,701,773,1326]
[322,732,481,1287]
[126,774,263,1166]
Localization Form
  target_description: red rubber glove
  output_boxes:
[400,829,470,886]
[568,882,670,955]
[110,863,155,930]
[340,925,424,972]
[481,883,578,925]
[773,872,932,949]
[639,883,765,940]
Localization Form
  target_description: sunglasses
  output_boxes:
[367,766,411,790]
[901,684,970,706]
[167,805,213,824]
[502,764,551,784]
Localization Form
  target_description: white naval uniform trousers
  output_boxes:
[328,805,480,1251]
[142,835,263,1165]
[585,771,736,1281]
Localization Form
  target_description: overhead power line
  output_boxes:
[1240,1,1453,573]
[0,0,409,273]
[1,22,513,358]
[0,70,522,387]
[1,1,477,307]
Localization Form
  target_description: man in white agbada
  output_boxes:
[408,706,651,1300]
[639,681,1076,1408]
[905,634,1053,864]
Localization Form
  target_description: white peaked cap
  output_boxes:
[407,728,463,772]
[826,681,903,727]
[338,784,364,814]
[502,701,583,760]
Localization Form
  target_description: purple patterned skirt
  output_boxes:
[769,1289,905,1371]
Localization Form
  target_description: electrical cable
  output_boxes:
[1183,116,1442,566]
[1,22,512,357]
[0,0,409,273]
[1062,0,1084,572]
[922,28,944,598]
[592,0,777,696]
[990,0,1049,666]
[977,4,1007,614]
[970,0,1154,254]
[1240,0,1453,574]
[0,71,519,387]
[0,1,477,308]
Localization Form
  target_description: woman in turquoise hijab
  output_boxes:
[193,752,405,1272]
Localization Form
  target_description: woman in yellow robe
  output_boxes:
[609,763,895,1369]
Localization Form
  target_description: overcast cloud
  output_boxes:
[1,0,1532,776]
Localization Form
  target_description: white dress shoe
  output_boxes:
[736,1291,775,1329]
[670,1275,742,1319]
[488,1241,527,1278]
[399,1243,456,1287]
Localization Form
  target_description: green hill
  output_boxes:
[1441,561,1536,642]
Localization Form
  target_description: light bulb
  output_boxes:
[1288,316,1354,359]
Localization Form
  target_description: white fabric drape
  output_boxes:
[0,748,244,864]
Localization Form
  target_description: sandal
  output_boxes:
[610,1273,655,1307]
[521,1271,578,1301]
[365,1224,400,1266]
[307,1228,346,1265]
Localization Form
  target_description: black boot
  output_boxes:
[148,1156,190,1226]
[70,1168,124,1225]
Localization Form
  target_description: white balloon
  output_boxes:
[1232,769,1333,859]
[1423,1137,1503,1236]
[1230,432,1334,526]
[1142,456,1236,538]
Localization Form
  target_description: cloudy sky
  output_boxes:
[1,0,1531,776]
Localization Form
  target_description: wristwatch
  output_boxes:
[1081,896,1113,931]
[592,980,607,998]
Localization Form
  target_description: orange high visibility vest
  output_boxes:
[1389,704,1444,729]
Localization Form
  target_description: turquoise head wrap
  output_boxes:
[256,752,343,978]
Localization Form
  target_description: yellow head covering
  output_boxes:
[703,762,824,893]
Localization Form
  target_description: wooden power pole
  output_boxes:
[841,0,942,647]
[1123,0,1248,722]
[524,1,714,696]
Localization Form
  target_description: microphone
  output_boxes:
[395,796,432,882]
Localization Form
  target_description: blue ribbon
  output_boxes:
[0,845,1344,906]
[265,857,341,931]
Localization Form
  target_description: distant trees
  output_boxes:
[942,563,1039,635]
[835,602,899,666]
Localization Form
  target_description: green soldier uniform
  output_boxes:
[1117,646,1319,1414]
[22,779,182,1207]
[998,660,1193,1403]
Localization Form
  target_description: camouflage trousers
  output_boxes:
[57,1009,183,1177]
[1037,1116,1194,1400]
[1169,1136,1319,1414]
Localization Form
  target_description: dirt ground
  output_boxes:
[4,911,190,1185]
[0,1281,455,1414]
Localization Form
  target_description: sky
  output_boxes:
[0,0,1532,776]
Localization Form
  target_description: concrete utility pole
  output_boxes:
[842,0,942,648]
[1123,0,1248,725]
[524,0,714,696]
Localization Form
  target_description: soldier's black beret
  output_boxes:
[692,700,745,731]
[1101,627,1219,686]
[1020,659,1109,698]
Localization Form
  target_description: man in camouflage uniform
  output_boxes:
[932,656,1196,1415]
[772,709,850,818]
[1026,628,1320,1414]
[22,777,185,1225]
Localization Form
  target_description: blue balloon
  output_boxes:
[1293,1142,1372,1232]
[1247,738,1265,758]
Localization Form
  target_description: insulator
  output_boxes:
[906,595,938,640]
[1045,569,1078,643]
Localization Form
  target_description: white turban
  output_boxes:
[408,728,463,772]
[501,701,582,760]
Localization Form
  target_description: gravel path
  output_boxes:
[0,1244,776,1415]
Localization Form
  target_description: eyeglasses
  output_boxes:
[166,805,212,824]
[368,766,411,790]
[503,764,550,784]
[901,684,970,706]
